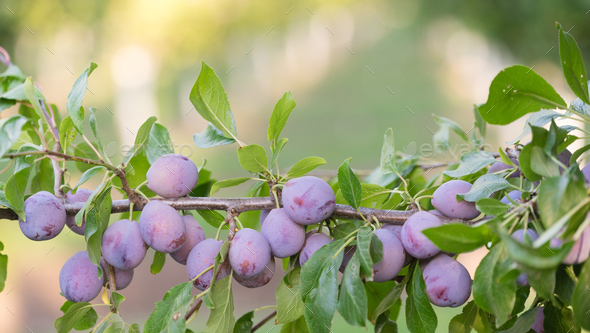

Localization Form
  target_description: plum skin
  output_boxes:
[422,254,472,307]
[65,188,92,235]
[100,259,134,290]
[400,211,442,259]
[59,251,103,303]
[101,219,148,270]
[187,239,231,290]
[373,229,406,282]
[229,228,272,278]
[487,158,519,178]
[382,224,415,266]
[512,229,538,285]
[432,180,480,219]
[282,176,336,225]
[139,201,186,253]
[261,208,306,258]
[19,191,67,241]
[300,233,332,266]
[550,225,590,265]
[170,215,206,265]
[501,190,522,205]
[530,307,545,333]
[146,154,199,198]
[234,256,276,288]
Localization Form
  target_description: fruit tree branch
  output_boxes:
[0,196,470,224]
[251,310,277,332]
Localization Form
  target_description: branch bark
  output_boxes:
[251,310,277,332]
[0,196,469,224]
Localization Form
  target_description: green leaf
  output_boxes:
[105,313,125,333]
[0,241,7,293]
[530,146,560,178]
[237,144,268,173]
[337,158,362,209]
[478,65,566,125]
[443,151,496,178]
[304,248,342,333]
[336,183,389,209]
[147,123,175,164]
[134,116,157,152]
[88,107,105,157]
[544,300,581,333]
[573,257,590,330]
[331,222,360,240]
[193,122,236,149]
[0,115,28,159]
[206,275,235,333]
[66,62,98,134]
[233,311,254,333]
[23,77,46,122]
[286,157,326,178]
[337,254,367,326]
[507,109,561,145]
[356,227,376,281]
[54,302,96,333]
[433,114,468,141]
[31,157,55,194]
[300,240,345,301]
[280,316,309,333]
[473,104,486,138]
[423,223,493,254]
[144,282,192,333]
[59,116,77,151]
[72,166,105,193]
[538,172,586,229]
[5,168,30,211]
[458,174,510,202]
[111,292,125,311]
[210,177,251,195]
[472,243,517,327]
[476,198,509,216]
[556,22,589,104]
[268,91,296,146]
[270,137,288,169]
[374,311,398,333]
[129,323,141,333]
[85,185,113,269]
[197,209,226,229]
[373,271,410,320]
[150,251,166,275]
[496,307,538,333]
[276,266,305,324]
[380,128,397,174]
[365,281,398,323]
[190,62,236,138]
[59,301,98,331]
[449,300,478,333]
[405,263,437,333]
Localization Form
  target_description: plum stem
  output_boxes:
[251,310,277,332]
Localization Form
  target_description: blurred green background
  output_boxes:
[0,0,589,332]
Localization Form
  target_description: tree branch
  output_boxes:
[184,299,203,321]
[3,150,117,171]
[251,310,277,332]
[0,196,471,224]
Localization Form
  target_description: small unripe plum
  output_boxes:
[65,189,92,235]
[423,254,472,307]
[299,233,332,266]
[550,225,590,265]
[558,149,572,169]
[139,201,186,253]
[339,246,356,273]
[59,251,103,303]
[187,239,231,290]
[146,154,199,198]
[229,228,271,278]
[512,229,538,286]
[101,219,147,270]
[19,191,66,241]
[582,164,590,183]
[260,209,270,225]
[373,229,406,282]
[100,259,134,290]
[261,208,306,258]
[234,257,276,288]
[501,190,522,205]
[282,176,336,225]
[432,180,480,219]
[401,211,443,259]
[530,307,545,333]
[170,215,206,265]
[487,158,519,178]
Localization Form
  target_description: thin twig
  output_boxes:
[184,299,203,321]
[251,310,277,332]
[3,150,117,171]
